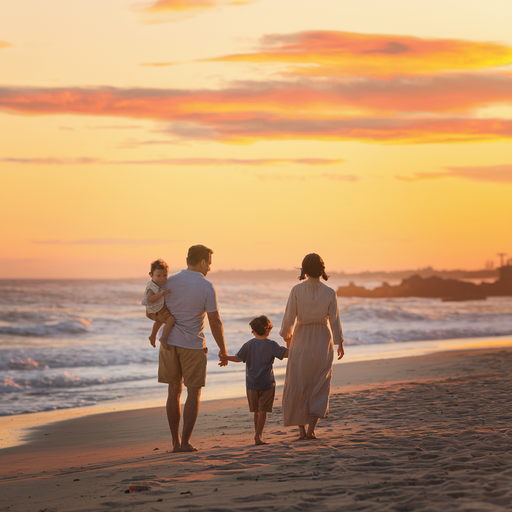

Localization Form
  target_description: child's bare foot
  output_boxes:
[149,336,156,347]
[306,431,318,440]
[255,437,269,445]
[180,443,198,452]
[298,426,307,440]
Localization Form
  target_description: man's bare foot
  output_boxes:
[306,432,318,440]
[149,336,156,347]
[180,443,198,452]
[172,443,181,453]
[255,437,269,445]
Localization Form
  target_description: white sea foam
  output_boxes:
[0,278,511,416]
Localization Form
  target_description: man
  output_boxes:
[159,244,228,452]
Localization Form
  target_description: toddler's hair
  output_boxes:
[150,259,169,274]
[250,315,273,336]
[298,253,329,281]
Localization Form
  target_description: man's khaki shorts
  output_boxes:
[246,382,276,413]
[158,345,207,388]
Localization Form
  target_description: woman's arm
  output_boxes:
[280,288,297,342]
[328,293,344,360]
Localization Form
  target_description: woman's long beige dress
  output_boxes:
[280,280,343,426]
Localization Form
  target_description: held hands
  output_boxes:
[218,350,228,367]
[337,343,344,360]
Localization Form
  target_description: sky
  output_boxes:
[1,0,512,278]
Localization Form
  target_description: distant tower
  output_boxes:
[497,253,507,267]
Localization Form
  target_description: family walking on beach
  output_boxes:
[142,245,344,451]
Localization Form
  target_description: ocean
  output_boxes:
[1,276,512,417]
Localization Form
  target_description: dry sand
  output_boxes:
[1,348,512,511]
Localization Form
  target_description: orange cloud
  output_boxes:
[444,164,512,182]
[1,80,512,144]
[0,41,12,49]
[162,117,512,144]
[255,172,359,182]
[139,0,254,22]
[32,239,172,245]
[139,62,177,67]
[0,157,344,166]
[396,164,512,183]
[206,31,512,79]
[2,74,511,120]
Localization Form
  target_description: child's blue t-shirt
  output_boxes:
[236,338,287,391]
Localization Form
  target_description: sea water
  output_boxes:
[1,277,512,416]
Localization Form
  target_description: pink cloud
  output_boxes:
[396,164,512,183]
[205,31,512,78]
[1,78,512,144]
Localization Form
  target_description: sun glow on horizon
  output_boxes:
[1,0,511,278]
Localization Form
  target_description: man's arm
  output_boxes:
[207,311,228,358]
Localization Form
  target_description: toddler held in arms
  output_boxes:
[142,259,175,348]
[220,315,288,445]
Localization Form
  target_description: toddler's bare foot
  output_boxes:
[149,336,156,347]
[180,443,198,452]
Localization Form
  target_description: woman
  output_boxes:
[280,253,344,439]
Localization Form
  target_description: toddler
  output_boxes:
[220,315,288,445]
[142,259,175,348]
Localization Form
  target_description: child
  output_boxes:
[220,315,288,445]
[142,259,175,348]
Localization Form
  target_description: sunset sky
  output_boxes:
[1,0,511,278]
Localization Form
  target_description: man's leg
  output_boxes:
[166,382,182,452]
[180,386,201,452]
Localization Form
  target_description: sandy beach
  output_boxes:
[1,347,512,511]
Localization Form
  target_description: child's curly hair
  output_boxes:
[249,315,273,336]
[150,259,169,274]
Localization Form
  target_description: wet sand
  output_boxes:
[1,348,512,511]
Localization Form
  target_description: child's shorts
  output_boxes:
[146,305,173,324]
[246,382,276,413]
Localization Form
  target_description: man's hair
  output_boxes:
[249,315,273,336]
[187,245,213,266]
[150,258,169,274]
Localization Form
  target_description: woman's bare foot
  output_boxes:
[149,336,156,347]
[180,443,198,452]
[306,432,318,440]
